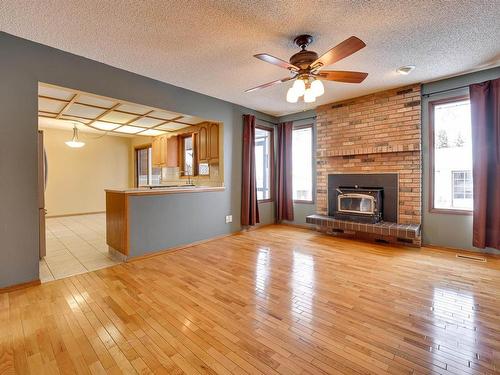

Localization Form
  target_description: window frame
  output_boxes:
[292,123,315,204]
[428,95,472,215]
[179,133,197,178]
[134,143,161,187]
[255,124,274,203]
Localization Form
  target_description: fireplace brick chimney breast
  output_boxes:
[315,84,422,225]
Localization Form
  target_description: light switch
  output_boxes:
[225,215,232,223]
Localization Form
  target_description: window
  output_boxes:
[292,125,313,202]
[255,126,273,201]
[181,135,195,176]
[135,145,161,187]
[430,97,473,212]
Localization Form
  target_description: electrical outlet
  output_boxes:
[225,215,232,224]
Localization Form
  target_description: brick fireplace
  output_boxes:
[308,84,422,245]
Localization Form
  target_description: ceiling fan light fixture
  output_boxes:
[311,79,324,97]
[286,88,298,103]
[65,124,85,148]
[245,34,368,104]
[292,78,306,96]
[303,88,316,103]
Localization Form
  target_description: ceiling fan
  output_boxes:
[245,35,368,103]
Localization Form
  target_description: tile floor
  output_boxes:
[39,213,122,282]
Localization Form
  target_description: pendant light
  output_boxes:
[65,124,85,148]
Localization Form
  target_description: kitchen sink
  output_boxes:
[147,184,196,189]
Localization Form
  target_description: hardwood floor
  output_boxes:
[1,225,499,374]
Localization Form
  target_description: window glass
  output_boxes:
[183,136,193,176]
[255,127,272,201]
[292,126,313,202]
[136,147,161,186]
[137,148,149,187]
[432,99,473,210]
[150,148,161,185]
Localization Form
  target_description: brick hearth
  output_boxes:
[306,214,421,247]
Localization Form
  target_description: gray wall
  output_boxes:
[129,191,231,256]
[278,110,317,226]
[421,66,500,253]
[0,32,276,288]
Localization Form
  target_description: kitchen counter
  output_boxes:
[105,185,225,196]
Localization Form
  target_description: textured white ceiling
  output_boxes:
[1,1,499,116]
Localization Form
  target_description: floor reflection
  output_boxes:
[255,247,270,296]
[431,287,477,370]
[292,250,315,320]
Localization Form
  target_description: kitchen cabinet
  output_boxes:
[198,125,208,161]
[152,135,178,167]
[166,135,178,167]
[197,122,219,162]
[152,136,162,166]
[208,123,219,160]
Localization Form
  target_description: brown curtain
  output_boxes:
[276,122,294,222]
[241,114,260,226]
[470,78,500,249]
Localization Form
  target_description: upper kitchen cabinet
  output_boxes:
[198,122,219,162]
[208,123,219,161]
[198,124,208,161]
[152,136,163,166]
[166,136,178,167]
[152,135,178,167]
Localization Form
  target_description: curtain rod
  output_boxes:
[255,115,317,125]
[422,84,470,98]
[283,115,317,123]
[255,117,278,125]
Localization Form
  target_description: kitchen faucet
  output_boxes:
[180,171,194,186]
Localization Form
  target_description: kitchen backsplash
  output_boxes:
[160,165,222,187]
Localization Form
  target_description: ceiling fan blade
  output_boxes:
[254,54,299,71]
[312,36,366,69]
[316,70,368,83]
[245,77,294,93]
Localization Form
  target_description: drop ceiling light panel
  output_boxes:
[39,111,57,118]
[39,85,74,101]
[114,125,143,134]
[130,117,165,128]
[61,116,92,124]
[100,111,138,124]
[178,116,204,125]
[65,103,107,118]
[149,110,182,120]
[93,121,120,131]
[38,97,66,113]
[117,103,152,115]
[140,129,167,136]
[77,95,116,108]
[157,122,190,131]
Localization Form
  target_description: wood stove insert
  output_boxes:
[334,186,383,224]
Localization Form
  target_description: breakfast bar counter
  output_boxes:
[106,186,225,196]
[105,186,226,257]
